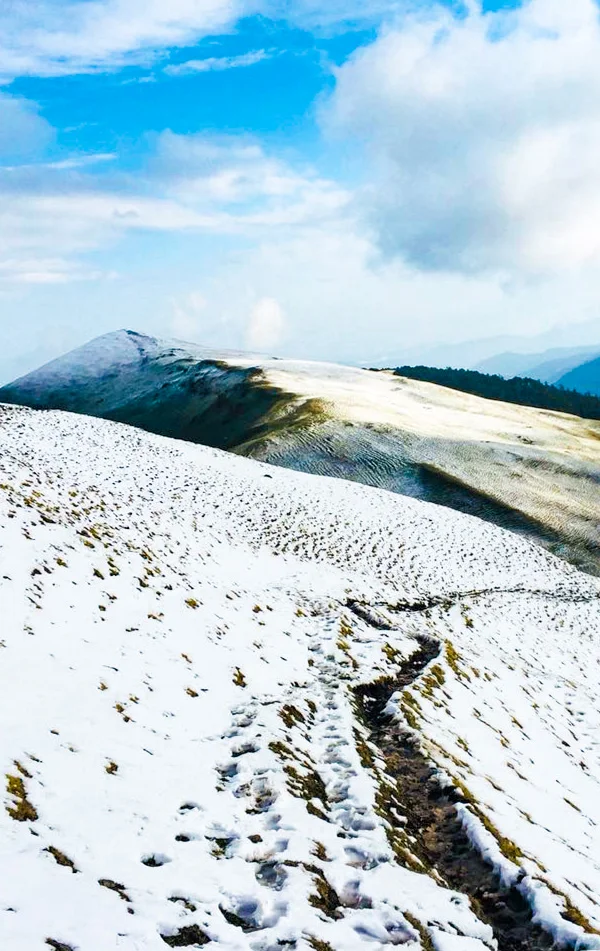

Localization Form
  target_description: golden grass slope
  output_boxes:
[225,356,600,571]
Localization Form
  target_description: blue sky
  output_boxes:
[1,0,600,380]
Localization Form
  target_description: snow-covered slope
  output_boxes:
[0,330,278,452]
[1,404,600,951]
[1,331,599,576]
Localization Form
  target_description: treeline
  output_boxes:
[389,365,600,420]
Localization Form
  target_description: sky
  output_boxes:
[2,0,600,379]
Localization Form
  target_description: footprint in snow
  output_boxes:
[141,853,172,867]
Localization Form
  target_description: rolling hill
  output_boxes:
[390,365,600,419]
[1,329,599,576]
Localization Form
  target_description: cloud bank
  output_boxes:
[328,0,600,276]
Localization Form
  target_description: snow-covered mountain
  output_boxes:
[0,330,275,451]
[1,403,600,951]
[1,330,599,576]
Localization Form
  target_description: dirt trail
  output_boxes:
[353,637,558,951]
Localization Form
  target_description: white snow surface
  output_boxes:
[4,330,599,564]
[1,403,600,951]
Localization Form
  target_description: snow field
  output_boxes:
[1,403,599,950]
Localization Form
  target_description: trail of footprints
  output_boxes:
[148,614,442,949]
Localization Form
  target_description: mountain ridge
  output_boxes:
[475,344,600,383]
[389,364,600,420]
[2,330,599,576]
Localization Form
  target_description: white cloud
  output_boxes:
[164,49,271,75]
[6,23,600,370]
[0,0,247,77]
[42,153,117,170]
[151,132,350,225]
[0,256,102,284]
[176,223,600,364]
[6,206,600,379]
[170,292,208,339]
[0,189,214,261]
[0,186,210,285]
[0,0,409,78]
[246,296,286,350]
[5,117,600,362]
[326,0,600,276]
[0,132,349,285]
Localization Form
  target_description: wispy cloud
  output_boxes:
[44,153,117,170]
[165,49,272,76]
[0,130,349,285]
[151,131,350,225]
[0,0,394,79]
[4,153,118,172]
[0,256,104,284]
[0,0,250,78]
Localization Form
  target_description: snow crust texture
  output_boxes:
[1,403,600,951]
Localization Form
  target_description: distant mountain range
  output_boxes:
[2,329,599,575]
[475,344,600,390]
[393,342,600,394]
[372,321,600,395]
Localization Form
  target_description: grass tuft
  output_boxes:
[233,667,246,687]
[45,847,78,873]
[6,770,38,822]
